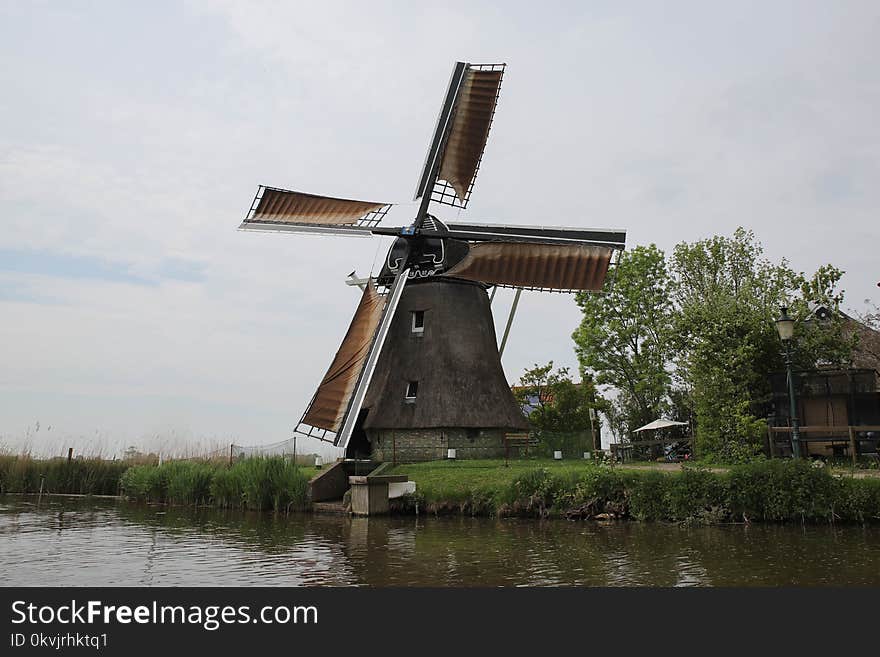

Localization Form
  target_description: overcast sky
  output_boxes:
[1,1,878,457]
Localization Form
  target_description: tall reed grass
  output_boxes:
[120,457,310,511]
[0,454,128,496]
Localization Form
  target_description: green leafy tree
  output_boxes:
[513,362,600,434]
[790,264,856,368]
[572,244,674,436]
[670,228,852,460]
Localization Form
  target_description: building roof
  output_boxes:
[362,279,528,431]
[842,312,880,372]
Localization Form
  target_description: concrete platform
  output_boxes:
[348,475,408,516]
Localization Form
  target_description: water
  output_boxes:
[2,497,879,586]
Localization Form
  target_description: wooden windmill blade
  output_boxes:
[332,267,410,449]
[295,281,385,440]
[413,62,505,214]
[295,269,410,448]
[239,186,392,236]
[442,241,617,292]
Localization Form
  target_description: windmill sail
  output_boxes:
[299,282,385,434]
[435,66,504,206]
[240,186,391,235]
[443,242,614,292]
[414,63,505,210]
[334,267,410,449]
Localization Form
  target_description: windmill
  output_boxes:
[239,61,626,462]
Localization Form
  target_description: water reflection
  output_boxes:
[1,497,878,586]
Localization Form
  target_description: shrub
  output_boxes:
[565,468,631,515]
[665,466,728,522]
[727,459,836,522]
[833,477,880,523]
[628,470,669,521]
[499,468,554,515]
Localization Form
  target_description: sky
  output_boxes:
[1,1,878,458]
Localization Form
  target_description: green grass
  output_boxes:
[390,458,598,489]
[389,458,880,524]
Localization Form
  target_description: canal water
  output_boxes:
[2,497,879,586]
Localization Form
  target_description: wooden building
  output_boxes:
[769,311,880,458]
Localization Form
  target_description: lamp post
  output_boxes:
[775,306,801,459]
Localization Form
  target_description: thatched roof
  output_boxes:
[841,312,880,372]
[362,278,528,431]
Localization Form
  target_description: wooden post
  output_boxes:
[505,436,510,468]
[498,288,522,358]
[67,447,73,463]
[848,425,857,469]
[229,443,233,465]
[766,425,773,459]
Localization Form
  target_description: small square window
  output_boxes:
[405,381,419,401]
[411,310,425,334]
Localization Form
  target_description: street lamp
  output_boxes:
[775,306,801,458]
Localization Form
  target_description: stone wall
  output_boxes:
[367,428,507,462]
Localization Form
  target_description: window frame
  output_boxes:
[411,310,425,334]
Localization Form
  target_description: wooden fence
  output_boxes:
[768,425,880,466]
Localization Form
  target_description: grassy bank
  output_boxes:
[120,457,310,512]
[388,459,880,524]
[0,455,129,496]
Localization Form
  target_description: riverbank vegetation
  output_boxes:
[120,457,310,511]
[4,452,880,525]
[0,454,128,496]
[389,459,880,524]
[0,453,310,512]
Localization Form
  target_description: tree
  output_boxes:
[570,228,854,462]
[514,362,603,457]
[855,299,880,330]
[791,264,856,368]
[670,228,852,460]
[572,244,674,436]
[513,362,599,434]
